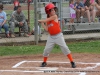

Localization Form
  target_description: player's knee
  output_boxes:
[43,52,49,57]
[43,49,50,57]
[61,46,71,55]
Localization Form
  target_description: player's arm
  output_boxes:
[38,15,57,23]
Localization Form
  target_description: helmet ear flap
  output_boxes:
[45,8,50,14]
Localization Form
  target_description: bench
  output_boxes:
[63,7,100,34]
[38,7,100,34]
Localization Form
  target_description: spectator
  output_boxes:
[13,0,20,11]
[74,0,85,23]
[95,0,100,17]
[69,0,76,30]
[0,4,10,38]
[9,6,29,38]
[84,0,96,23]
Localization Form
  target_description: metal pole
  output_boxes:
[28,0,30,25]
[59,0,63,31]
[38,0,42,41]
[27,0,30,33]
[34,0,38,45]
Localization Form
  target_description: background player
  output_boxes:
[38,3,76,68]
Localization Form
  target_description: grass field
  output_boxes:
[0,40,100,56]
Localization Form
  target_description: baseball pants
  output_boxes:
[43,33,71,57]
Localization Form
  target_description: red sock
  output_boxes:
[67,54,73,62]
[43,57,47,62]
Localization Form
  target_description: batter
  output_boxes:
[38,3,76,68]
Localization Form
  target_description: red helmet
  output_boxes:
[45,3,57,14]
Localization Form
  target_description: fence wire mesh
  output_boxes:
[0,0,100,45]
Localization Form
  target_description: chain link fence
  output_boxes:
[0,0,100,45]
[34,0,100,44]
[61,0,100,35]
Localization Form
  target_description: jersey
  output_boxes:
[47,20,61,35]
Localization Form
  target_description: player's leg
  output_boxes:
[41,35,55,67]
[56,33,76,68]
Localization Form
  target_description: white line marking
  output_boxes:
[85,63,100,70]
[38,68,58,71]
[0,70,44,73]
[79,73,86,75]
[19,61,99,64]
[12,60,100,70]
[0,70,86,75]
[12,60,100,75]
[16,66,96,70]
[12,61,26,68]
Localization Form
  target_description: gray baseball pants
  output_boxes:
[43,33,71,57]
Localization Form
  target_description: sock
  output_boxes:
[67,54,73,62]
[43,57,47,62]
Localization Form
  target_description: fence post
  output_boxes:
[59,0,63,31]
[34,0,38,45]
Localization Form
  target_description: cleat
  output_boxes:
[71,62,76,68]
[40,62,47,67]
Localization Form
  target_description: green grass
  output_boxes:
[0,40,100,56]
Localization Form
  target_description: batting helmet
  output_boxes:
[45,3,57,14]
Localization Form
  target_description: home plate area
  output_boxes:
[5,60,99,75]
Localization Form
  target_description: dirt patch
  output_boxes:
[0,53,100,75]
